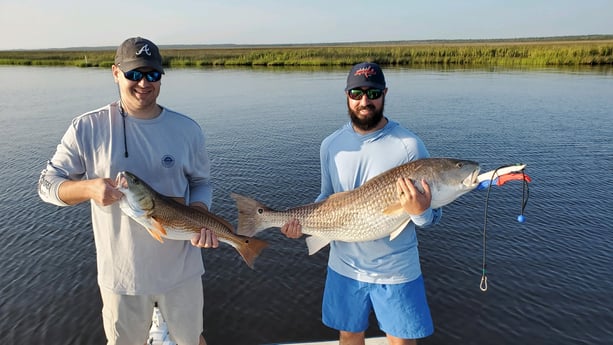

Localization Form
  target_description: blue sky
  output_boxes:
[1,0,612,50]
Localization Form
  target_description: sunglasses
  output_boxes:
[347,88,384,100]
[123,70,162,82]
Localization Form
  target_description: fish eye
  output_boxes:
[257,208,264,214]
[456,162,464,168]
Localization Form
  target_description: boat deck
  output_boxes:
[265,337,387,345]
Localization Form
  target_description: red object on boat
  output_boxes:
[496,172,532,186]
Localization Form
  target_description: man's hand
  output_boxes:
[188,202,220,248]
[59,178,123,206]
[191,228,220,248]
[396,177,432,215]
[280,218,303,239]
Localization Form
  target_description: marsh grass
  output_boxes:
[2,38,612,68]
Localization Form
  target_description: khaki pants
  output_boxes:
[101,277,204,345]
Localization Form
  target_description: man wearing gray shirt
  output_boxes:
[38,37,217,345]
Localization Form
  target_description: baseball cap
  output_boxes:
[114,37,165,73]
[345,62,386,91]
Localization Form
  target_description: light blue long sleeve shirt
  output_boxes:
[317,119,442,284]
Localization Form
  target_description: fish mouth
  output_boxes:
[464,166,481,188]
[115,171,129,191]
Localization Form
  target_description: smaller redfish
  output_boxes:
[116,171,268,269]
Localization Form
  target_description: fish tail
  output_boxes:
[230,193,269,237]
[236,237,269,269]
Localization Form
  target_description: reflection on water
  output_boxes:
[0,65,612,345]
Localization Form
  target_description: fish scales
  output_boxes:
[151,197,236,239]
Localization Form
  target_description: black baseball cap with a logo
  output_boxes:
[114,37,165,73]
[345,62,386,91]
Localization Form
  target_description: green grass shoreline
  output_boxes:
[2,36,612,68]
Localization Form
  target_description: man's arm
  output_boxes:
[57,178,123,206]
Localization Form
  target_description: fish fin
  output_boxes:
[389,219,412,240]
[305,236,331,255]
[382,202,405,215]
[143,218,167,243]
[234,236,269,270]
[151,218,168,236]
[230,193,271,237]
[146,228,165,243]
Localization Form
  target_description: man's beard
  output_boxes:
[347,98,385,132]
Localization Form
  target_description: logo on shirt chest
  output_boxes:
[161,155,175,168]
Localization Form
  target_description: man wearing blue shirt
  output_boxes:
[282,62,442,345]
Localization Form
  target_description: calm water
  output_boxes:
[0,65,612,345]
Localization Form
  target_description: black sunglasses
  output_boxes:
[123,70,162,82]
[347,88,383,100]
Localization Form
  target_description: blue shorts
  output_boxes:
[322,268,434,339]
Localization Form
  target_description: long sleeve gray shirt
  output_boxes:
[38,101,212,295]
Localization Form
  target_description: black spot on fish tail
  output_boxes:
[236,236,269,269]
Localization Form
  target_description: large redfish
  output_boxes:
[232,158,481,255]
[116,171,268,269]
